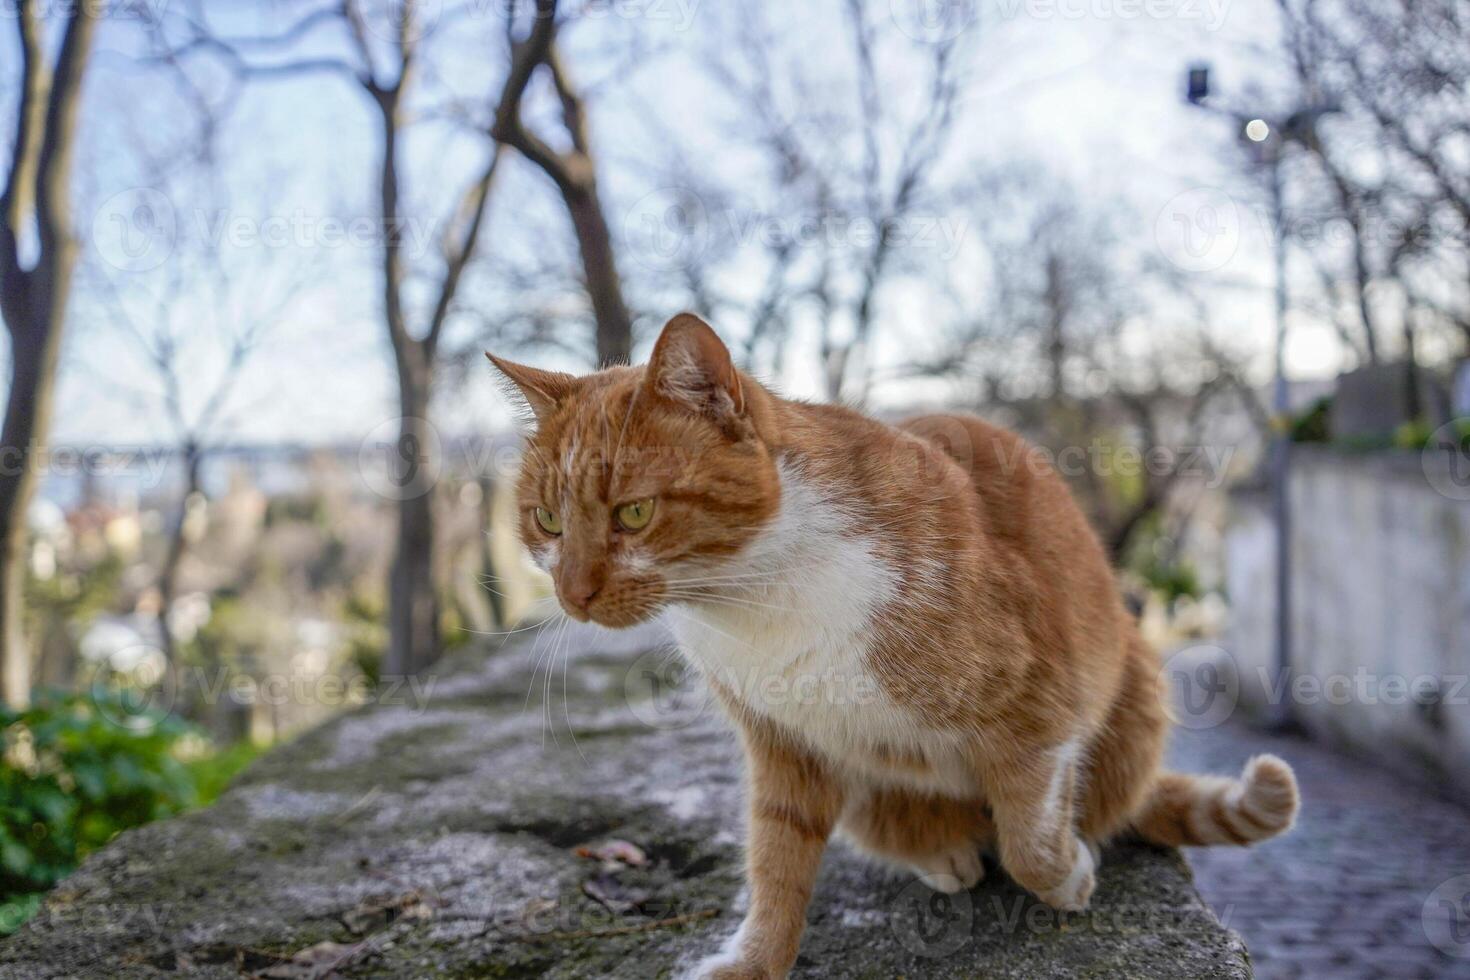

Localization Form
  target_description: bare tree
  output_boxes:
[917,170,1255,559]
[0,4,98,707]
[665,0,963,403]
[1274,0,1470,371]
[492,0,633,367]
[154,0,632,674]
[88,171,309,665]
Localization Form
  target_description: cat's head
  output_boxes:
[488,314,781,627]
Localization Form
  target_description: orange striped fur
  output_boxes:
[490,314,1299,980]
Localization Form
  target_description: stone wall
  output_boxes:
[1225,447,1470,803]
[3,626,1251,979]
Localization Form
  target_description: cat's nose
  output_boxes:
[558,569,604,612]
[564,582,601,611]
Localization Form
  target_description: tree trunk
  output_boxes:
[157,444,203,664]
[0,276,70,707]
[562,181,632,367]
[0,4,96,708]
[385,374,440,677]
[1044,254,1067,400]
[490,8,633,370]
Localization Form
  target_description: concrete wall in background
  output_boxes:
[1226,448,1470,804]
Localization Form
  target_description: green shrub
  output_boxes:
[0,690,251,933]
[185,739,261,804]
[1121,513,1202,605]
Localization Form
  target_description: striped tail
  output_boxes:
[1132,754,1300,847]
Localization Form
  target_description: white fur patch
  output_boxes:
[530,540,560,574]
[686,918,750,979]
[561,431,581,480]
[1041,738,1082,833]
[666,460,962,791]
[622,546,656,577]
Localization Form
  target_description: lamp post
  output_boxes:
[1184,65,1337,731]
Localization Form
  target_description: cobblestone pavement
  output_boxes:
[1168,720,1470,979]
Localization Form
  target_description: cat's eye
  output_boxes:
[534,507,562,535]
[614,499,655,532]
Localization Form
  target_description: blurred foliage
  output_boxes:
[23,555,123,643]
[1098,432,1147,514]
[182,592,253,668]
[184,739,261,810]
[1393,419,1435,449]
[1121,514,1201,604]
[343,586,467,687]
[1288,398,1469,452]
[308,533,349,592]
[1393,417,1470,450]
[1139,557,1202,605]
[441,603,472,653]
[342,592,385,686]
[264,494,328,527]
[1290,397,1332,443]
[0,691,255,935]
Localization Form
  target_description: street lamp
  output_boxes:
[1183,63,1339,732]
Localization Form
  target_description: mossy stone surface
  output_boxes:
[1,623,1250,978]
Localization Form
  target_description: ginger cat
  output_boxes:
[490,314,1299,980]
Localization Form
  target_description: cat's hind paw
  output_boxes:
[910,846,986,894]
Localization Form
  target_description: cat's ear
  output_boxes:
[486,353,577,423]
[643,313,745,419]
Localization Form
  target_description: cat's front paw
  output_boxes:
[690,951,777,980]
[1035,836,1096,912]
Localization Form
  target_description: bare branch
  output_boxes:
[425,146,504,355]
[492,0,575,194]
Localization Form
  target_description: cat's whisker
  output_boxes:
[542,613,570,751]
[661,563,834,586]
[560,623,588,764]
[461,603,558,639]
[521,613,561,715]
[663,568,808,585]
[661,589,802,615]
[540,617,561,746]
[474,575,513,599]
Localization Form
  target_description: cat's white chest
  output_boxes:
[665,464,924,773]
